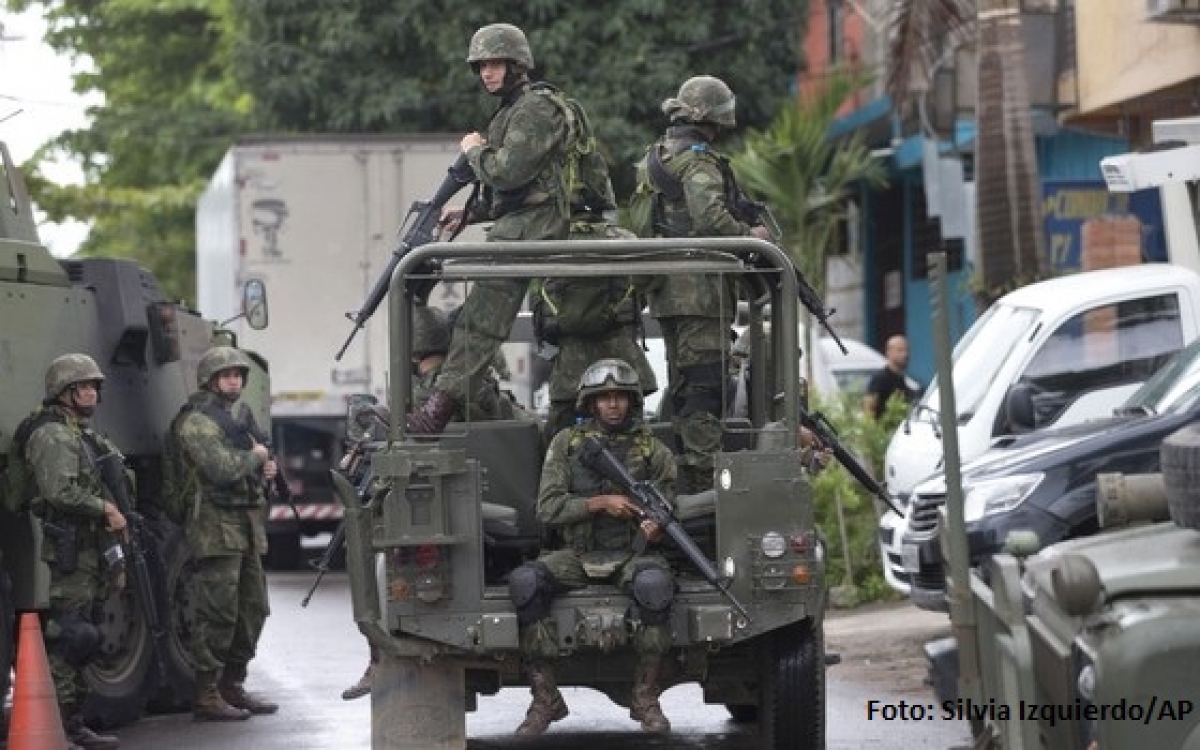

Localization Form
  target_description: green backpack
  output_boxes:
[160,407,199,524]
[1,408,64,515]
[531,83,617,217]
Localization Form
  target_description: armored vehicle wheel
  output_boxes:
[142,514,198,713]
[0,567,13,710]
[81,584,153,727]
[1162,423,1200,530]
[726,703,758,723]
[760,618,824,749]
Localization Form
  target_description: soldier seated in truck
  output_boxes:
[507,358,678,735]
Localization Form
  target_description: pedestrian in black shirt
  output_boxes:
[864,335,917,419]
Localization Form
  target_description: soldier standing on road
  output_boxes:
[405,22,574,435]
[507,359,678,736]
[636,75,771,493]
[13,354,126,749]
[169,346,279,721]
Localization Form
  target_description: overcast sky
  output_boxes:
[1,6,95,256]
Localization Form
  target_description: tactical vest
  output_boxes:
[167,392,261,511]
[559,425,658,552]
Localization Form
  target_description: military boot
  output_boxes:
[64,714,119,750]
[629,656,671,733]
[405,389,459,434]
[193,670,251,721]
[514,662,568,736]
[219,664,280,715]
[341,662,374,700]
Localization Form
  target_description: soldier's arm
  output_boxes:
[535,431,594,527]
[680,159,755,237]
[25,423,106,518]
[467,96,567,192]
[176,412,263,485]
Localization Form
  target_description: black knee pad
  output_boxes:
[49,610,102,667]
[508,561,556,626]
[631,567,675,626]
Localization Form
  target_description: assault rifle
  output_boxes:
[95,451,170,681]
[799,408,905,517]
[577,437,752,621]
[741,202,849,356]
[336,153,477,361]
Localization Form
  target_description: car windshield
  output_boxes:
[920,304,1040,422]
[1121,339,1200,415]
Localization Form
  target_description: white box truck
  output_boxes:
[196,135,497,567]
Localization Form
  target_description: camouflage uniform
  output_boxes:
[170,347,276,720]
[15,354,122,748]
[407,23,572,434]
[508,359,677,735]
[540,218,658,439]
[638,76,755,493]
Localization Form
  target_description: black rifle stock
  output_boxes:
[95,451,170,681]
[577,437,751,621]
[799,409,906,517]
[336,153,476,361]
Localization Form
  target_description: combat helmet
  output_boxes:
[412,306,452,356]
[197,346,251,389]
[467,23,534,70]
[575,358,643,410]
[662,75,737,128]
[45,353,105,400]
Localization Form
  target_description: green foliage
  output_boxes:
[809,390,909,606]
[234,0,804,195]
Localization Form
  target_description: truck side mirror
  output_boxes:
[243,279,269,330]
[1005,383,1037,433]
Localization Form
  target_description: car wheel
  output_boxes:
[141,514,198,713]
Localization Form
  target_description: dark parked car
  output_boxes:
[902,338,1200,611]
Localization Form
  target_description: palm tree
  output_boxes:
[732,69,888,382]
[887,0,1044,306]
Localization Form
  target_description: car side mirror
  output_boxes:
[1005,383,1037,433]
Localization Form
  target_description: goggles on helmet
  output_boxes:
[579,360,640,389]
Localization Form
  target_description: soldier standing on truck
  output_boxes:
[12,354,126,750]
[167,346,279,721]
[634,75,772,493]
[507,359,678,736]
[405,22,576,435]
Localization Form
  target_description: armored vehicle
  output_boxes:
[338,235,827,749]
[0,143,269,725]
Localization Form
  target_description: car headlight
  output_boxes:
[962,473,1044,524]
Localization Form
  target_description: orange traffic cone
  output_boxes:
[7,612,68,750]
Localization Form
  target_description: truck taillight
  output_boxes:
[415,545,440,571]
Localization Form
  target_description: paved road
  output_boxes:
[112,572,970,749]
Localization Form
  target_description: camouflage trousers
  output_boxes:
[658,315,732,493]
[45,553,106,711]
[436,278,529,403]
[189,550,270,674]
[520,549,674,659]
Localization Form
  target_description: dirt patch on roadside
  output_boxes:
[824,599,954,696]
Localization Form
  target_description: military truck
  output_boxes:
[0,142,269,725]
[337,234,827,749]
[925,248,1200,749]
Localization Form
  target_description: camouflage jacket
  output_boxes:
[467,81,571,241]
[172,391,268,556]
[641,125,747,319]
[23,405,114,525]
[415,363,520,422]
[537,420,676,552]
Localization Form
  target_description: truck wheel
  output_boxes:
[726,703,758,723]
[142,514,198,713]
[265,531,303,571]
[1162,423,1200,530]
[760,618,824,750]
[81,584,152,727]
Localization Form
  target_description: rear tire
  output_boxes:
[142,514,198,713]
[81,582,152,727]
[760,618,824,750]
